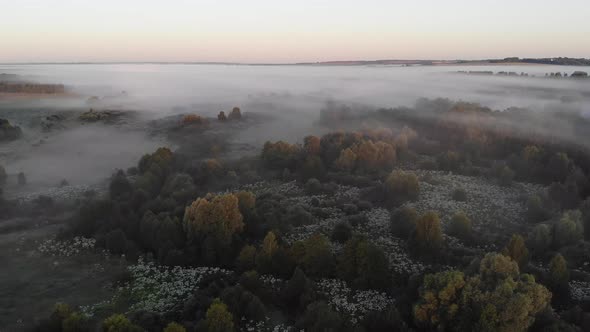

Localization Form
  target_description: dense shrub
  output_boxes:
[450,187,467,201]
[410,211,443,256]
[527,224,552,256]
[337,235,390,291]
[17,172,26,186]
[204,299,234,332]
[0,165,6,185]
[331,221,352,243]
[553,210,584,249]
[502,234,529,269]
[390,206,418,238]
[549,253,570,294]
[447,211,472,241]
[228,107,242,120]
[384,170,420,206]
[526,194,551,223]
[102,314,142,332]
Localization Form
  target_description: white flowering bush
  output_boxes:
[38,236,96,257]
[118,258,232,313]
[317,279,394,324]
[569,280,590,301]
[407,170,542,234]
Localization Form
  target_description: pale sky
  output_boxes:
[1,0,589,63]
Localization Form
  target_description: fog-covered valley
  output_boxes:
[1,64,590,331]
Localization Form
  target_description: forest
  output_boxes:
[2,96,589,332]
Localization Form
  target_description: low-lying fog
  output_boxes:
[1,63,589,192]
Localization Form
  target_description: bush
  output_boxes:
[410,211,443,256]
[451,188,467,201]
[554,210,584,249]
[448,211,472,241]
[105,229,128,255]
[384,170,420,206]
[304,178,323,194]
[217,111,227,121]
[549,253,569,293]
[163,322,186,332]
[205,299,234,332]
[236,245,256,272]
[331,222,352,243]
[526,194,550,223]
[299,233,334,278]
[297,301,346,332]
[528,224,552,256]
[17,171,26,186]
[102,314,142,332]
[502,234,529,269]
[0,165,6,185]
[62,311,90,332]
[390,206,418,238]
[337,236,390,291]
[228,106,242,120]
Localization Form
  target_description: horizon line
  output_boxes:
[1,56,589,66]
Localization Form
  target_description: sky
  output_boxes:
[1,0,589,63]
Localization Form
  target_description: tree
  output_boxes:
[334,148,357,172]
[62,311,89,332]
[414,253,551,332]
[163,322,186,332]
[17,171,26,186]
[390,206,418,238]
[527,224,552,256]
[549,253,569,292]
[337,235,390,291]
[554,210,584,249]
[228,106,242,120]
[102,314,142,332]
[217,111,227,121]
[235,191,256,216]
[301,233,334,278]
[205,299,234,332]
[110,170,133,200]
[299,156,326,180]
[304,135,321,156]
[256,231,294,276]
[411,211,443,255]
[261,141,300,169]
[526,195,550,223]
[0,165,6,185]
[331,221,352,244]
[582,198,590,241]
[236,245,257,272]
[502,234,529,269]
[414,270,466,330]
[183,193,244,244]
[138,147,174,175]
[282,267,317,311]
[297,301,345,332]
[448,211,473,241]
[384,170,420,205]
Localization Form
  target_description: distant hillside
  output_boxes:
[296,57,590,66]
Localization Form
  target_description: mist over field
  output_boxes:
[1,64,589,187]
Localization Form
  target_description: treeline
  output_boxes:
[0,82,65,94]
